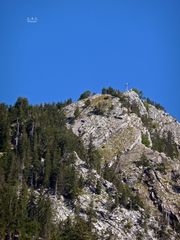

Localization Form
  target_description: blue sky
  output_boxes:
[0,0,180,120]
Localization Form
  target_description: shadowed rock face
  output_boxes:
[60,90,180,239]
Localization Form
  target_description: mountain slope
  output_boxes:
[60,89,180,239]
[0,89,180,239]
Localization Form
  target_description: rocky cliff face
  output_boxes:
[53,90,180,239]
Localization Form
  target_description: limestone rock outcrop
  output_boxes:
[55,90,180,239]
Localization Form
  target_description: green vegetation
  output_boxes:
[90,95,113,116]
[95,179,102,195]
[152,131,178,159]
[0,185,53,239]
[132,88,165,111]
[141,133,150,147]
[56,216,98,240]
[101,87,141,117]
[141,115,155,130]
[85,99,91,107]
[156,225,172,240]
[79,90,91,100]
[130,101,140,116]
[87,136,101,173]
[0,97,97,239]
[132,88,144,99]
[144,101,150,111]
[102,87,166,113]
[135,154,167,174]
[124,220,132,231]
[74,106,80,118]
[155,162,166,174]
[145,98,165,111]
[135,154,151,168]
[103,163,144,210]
[93,102,107,115]
[102,87,127,107]
[102,87,141,117]
[102,87,123,98]
[0,104,11,151]
[99,127,136,163]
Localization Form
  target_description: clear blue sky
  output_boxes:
[0,0,180,120]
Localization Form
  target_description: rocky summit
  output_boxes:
[58,89,180,239]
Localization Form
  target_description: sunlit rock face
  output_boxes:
[58,90,180,239]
